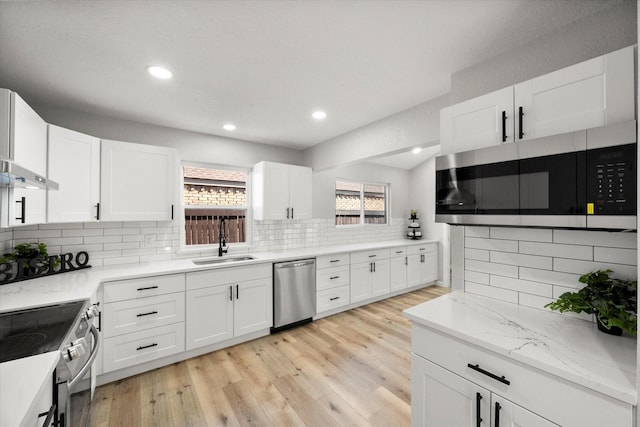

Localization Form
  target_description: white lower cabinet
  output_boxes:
[412,355,557,427]
[350,248,391,303]
[411,324,633,427]
[407,244,437,288]
[389,247,408,292]
[316,253,350,314]
[185,264,272,351]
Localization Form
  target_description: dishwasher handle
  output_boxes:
[275,259,315,269]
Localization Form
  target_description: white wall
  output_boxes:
[33,103,303,168]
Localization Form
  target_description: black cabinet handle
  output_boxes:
[495,402,501,427]
[236,284,239,299]
[98,311,102,332]
[368,254,377,258]
[518,106,524,139]
[137,285,159,291]
[229,285,233,301]
[405,256,408,266]
[171,204,174,220]
[329,296,340,301]
[95,202,100,220]
[330,276,340,280]
[330,259,340,263]
[286,207,290,219]
[136,343,158,351]
[467,363,511,385]
[136,310,158,317]
[501,110,507,142]
[373,262,376,273]
[291,207,294,218]
[476,392,483,427]
[15,196,25,223]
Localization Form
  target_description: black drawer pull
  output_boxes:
[368,254,377,258]
[476,393,483,427]
[330,259,340,263]
[137,285,159,291]
[137,343,158,351]
[330,276,340,280]
[329,296,340,301]
[518,106,524,139]
[136,311,158,317]
[501,110,507,142]
[467,363,511,385]
[395,250,403,254]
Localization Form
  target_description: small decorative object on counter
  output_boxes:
[407,209,422,240]
[545,269,637,336]
[0,242,91,285]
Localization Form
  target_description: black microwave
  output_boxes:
[435,121,637,230]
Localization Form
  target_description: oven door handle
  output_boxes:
[68,324,100,390]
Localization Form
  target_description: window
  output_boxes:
[335,180,388,225]
[183,164,248,246]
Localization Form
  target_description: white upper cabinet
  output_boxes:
[440,87,514,155]
[100,139,177,221]
[47,125,100,223]
[514,46,634,141]
[0,89,48,226]
[440,45,635,155]
[252,161,312,220]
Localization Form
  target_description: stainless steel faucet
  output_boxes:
[218,217,228,256]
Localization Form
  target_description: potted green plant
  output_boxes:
[410,209,418,220]
[0,242,54,277]
[545,269,637,336]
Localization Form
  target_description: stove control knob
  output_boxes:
[83,305,100,320]
[62,343,86,362]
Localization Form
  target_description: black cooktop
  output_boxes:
[0,300,85,363]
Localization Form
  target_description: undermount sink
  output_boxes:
[192,255,256,265]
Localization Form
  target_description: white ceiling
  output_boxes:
[0,0,622,150]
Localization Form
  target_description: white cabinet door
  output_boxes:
[47,125,100,223]
[234,277,272,336]
[406,254,422,288]
[370,259,390,297]
[423,248,438,284]
[350,261,372,303]
[411,353,489,427]
[9,92,47,174]
[252,161,312,220]
[10,189,46,226]
[389,255,407,292]
[186,285,233,350]
[493,395,559,427]
[101,139,177,221]
[514,46,634,142]
[440,87,514,155]
[288,164,312,220]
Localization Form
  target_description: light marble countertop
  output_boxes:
[0,351,59,427]
[403,291,637,405]
[0,239,437,425]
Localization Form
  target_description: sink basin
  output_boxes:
[192,256,255,265]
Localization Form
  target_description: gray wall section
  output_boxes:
[303,95,448,171]
[450,0,637,104]
[33,102,303,169]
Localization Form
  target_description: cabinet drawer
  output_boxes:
[103,274,185,303]
[316,253,349,269]
[407,243,436,256]
[350,248,390,264]
[316,265,349,291]
[412,324,632,427]
[317,286,349,313]
[389,247,407,258]
[102,322,185,373]
[103,292,185,338]
[187,263,271,290]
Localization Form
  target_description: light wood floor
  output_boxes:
[72,286,449,427]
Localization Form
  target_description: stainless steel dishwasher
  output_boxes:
[272,258,316,332]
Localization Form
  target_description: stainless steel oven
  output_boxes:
[435,120,637,229]
[0,300,100,427]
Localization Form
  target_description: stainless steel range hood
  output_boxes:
[0,160,59,190]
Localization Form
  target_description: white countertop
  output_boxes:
[403,291,637,405]
[0,239,436,426]
[0,351,59,427]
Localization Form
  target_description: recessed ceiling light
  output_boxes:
[146,65,173,80]
[312,111,327,120]
[412,147,422,154]
[223,124,237,131]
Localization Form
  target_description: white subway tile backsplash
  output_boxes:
[593,247,637,266]
[465,259,518,277]
[519,241,592,260]
[490,227,552,242]
[465,282,518,304]
[490,275,552,297]
[14,229,61,239]
[464,225,637,313]
[490,251,552,270]
[553,229,637,249]
[465,237,518,253]
[62,228,103,237]
[83,235,123,244]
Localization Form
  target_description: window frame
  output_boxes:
[179,161,252,253]
[335,179,390,227]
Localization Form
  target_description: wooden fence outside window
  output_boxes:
[185,208,246,245]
